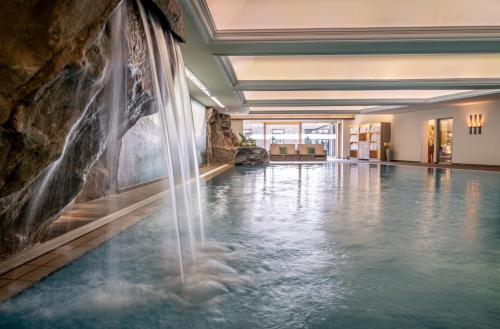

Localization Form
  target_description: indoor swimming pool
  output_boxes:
[1,163,500,328]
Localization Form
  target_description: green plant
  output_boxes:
[239,133,256,147]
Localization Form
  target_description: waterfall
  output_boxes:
[16,0,205,284]
[137,0,204,282]
[103,0,128,194]
[22,2,129,243]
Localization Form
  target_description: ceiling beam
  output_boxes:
[245,99,424,106]
[244,90,500,107]
[249,109,361,115]
[230,114,355,120]
[234,79,500,91]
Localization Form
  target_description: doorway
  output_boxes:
[437,118,453,163]
[427,120,435,163]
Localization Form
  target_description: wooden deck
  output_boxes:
[0,164,233,302]
[41,164,225,241]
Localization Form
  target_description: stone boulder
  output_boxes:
[206,108,239,164]
[234,147,270,165]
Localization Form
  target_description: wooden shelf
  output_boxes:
[349,123,391,160]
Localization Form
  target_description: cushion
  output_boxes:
[307,147,315,154]
[279,146,287,155]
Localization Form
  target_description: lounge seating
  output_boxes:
[269,144,298,161]
[298,144,327,161]
[269,144,327,161]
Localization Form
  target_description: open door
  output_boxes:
[427,121,435,163]
[437,118,453,163]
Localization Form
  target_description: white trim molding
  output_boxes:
[181,0,500,43]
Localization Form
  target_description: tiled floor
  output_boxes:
[0,164,232,303]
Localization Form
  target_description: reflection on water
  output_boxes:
[2,163,500,329]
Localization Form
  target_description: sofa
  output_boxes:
[298,144,327,161]
[269,144,327,161]
[269,144,298,161]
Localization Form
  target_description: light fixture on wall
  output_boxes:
[468,114,483,135]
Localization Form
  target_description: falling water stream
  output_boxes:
[137,0,207,282]
[20,0,206,277]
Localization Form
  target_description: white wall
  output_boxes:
[357,97,500,165]
[392,98,500,165]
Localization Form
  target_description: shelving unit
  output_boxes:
[349,123,391,161]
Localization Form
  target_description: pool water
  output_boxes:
[1,164,500,328]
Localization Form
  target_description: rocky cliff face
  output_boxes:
[0,0,184,256]
[206,108,240,164]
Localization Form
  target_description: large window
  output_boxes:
[301,122,336,157]
[242,121,265,148]
[265,123,300,149]
[243,120,338,157]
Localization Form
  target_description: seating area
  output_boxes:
[269,144,327,161]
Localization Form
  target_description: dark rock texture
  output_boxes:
[0,0,120,199]
[0,0,121,126]
[234,147,270,165]
[75,143,122,203]
[206,108,239,164]
[150,0,185,41]
[0,0,184,256]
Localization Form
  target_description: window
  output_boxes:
[243,120,338,157]
[302,122,336,157]
[242,121,265,148]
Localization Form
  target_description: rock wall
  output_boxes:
[206,108,239,164]
[0,0,184,256]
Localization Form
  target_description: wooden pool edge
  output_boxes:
[0,164,233,303]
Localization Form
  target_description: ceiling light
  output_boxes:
[185,67,226,108]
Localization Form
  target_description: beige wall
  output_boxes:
[340,119,354,158]
[231,119,243,140]
[392,99,500,165]
[356,97,500,165]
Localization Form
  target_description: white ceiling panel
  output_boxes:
[206,0,500,31]
[229,55,500,81]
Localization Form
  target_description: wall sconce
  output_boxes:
[468,114,483,135]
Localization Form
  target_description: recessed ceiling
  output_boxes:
[179,1,500,117]
[243,90,472,101]
[229,55,500,81]
[206,0,500,30]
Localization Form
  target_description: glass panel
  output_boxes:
[243,120,338,157]
[301,122,336,157]
[438,119,453,163]
[242,121,265,148]
[191,99,207,165]
[265,123,299,149]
